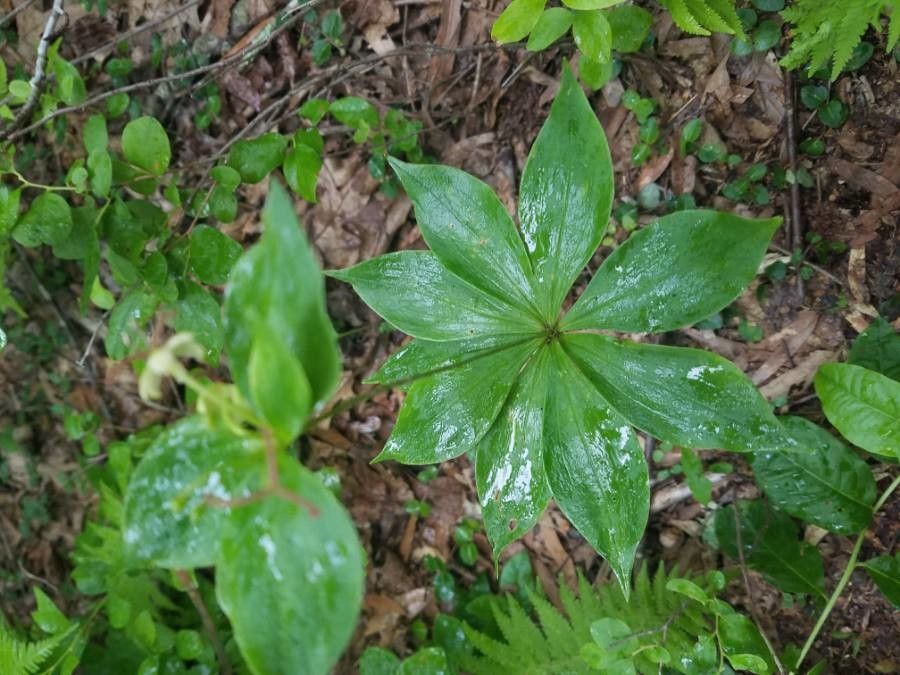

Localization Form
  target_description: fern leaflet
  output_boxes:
[461,564,719,675]
[781,0,897,80]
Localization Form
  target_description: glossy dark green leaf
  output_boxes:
[13,192,73,248]
[563,210,780,333]
[224,181,341,406]
[476,348,551,555]
[173,282,224,364]
[848,317,900,381]
[248,332,312,445]
[329,251,539,341]
[227,133,288,183]
[376,340,540,464]
[608,5,652,53]
[492,0,546,43]
[861,553,900,607]
[544,344,649,591]
[751,416,875,534]
[518,66,614,320]
[388,158,538,318]
[714,500,826,598]
[563,333,787,453]
[106,290,159,359]
[329,97,378,130]
[123,417,263,568]
[399,648,451,674]
[283,143,322,202]
[571,9,612,63]
[189,225,242,285]
[121,116,171,176]
[526,8,573,51]
[216,457,364,675]
[718,613,774,675]
[366,335,527,386]
[815,363,900,459]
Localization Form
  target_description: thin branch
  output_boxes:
[71,0,202,66]
[175,570,232,675]
[0,0,66,141]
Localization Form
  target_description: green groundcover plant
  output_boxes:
[331,66,790,589]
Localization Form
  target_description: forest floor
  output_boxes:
[0,0,897,673]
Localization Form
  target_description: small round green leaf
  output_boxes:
[226,133,288,183]
[121,116,171,176]
[12,192,73,248]
[190,224,242,285]
[492,0,546,43]
[526,8,573,51]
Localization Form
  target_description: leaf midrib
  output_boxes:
[765,451,873,511]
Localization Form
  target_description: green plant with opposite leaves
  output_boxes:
[331,67,789,589]
[491,1,743,88]
[2,184,367,675]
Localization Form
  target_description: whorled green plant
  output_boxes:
[330,66,789,589]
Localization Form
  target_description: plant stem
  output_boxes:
[175,570,232,675]
[794,473,900,672]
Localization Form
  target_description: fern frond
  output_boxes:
[462,564,717,675]
[658,0,742,36]
[781,0,894,80]
[0,623,68,675]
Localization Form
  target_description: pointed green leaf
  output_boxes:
[544,344,649,590]
[366,335,526,385]
[526,8,574,51]
[329,251,539,341]
[106,289,159,359]
[518,66,613,320]
[751,416,876,534]
[216,458,364,675]
[226,133,288,183]
[492,0,546,43]
[283,143,322,203]
[718,614,774,675]
[173,282,224,363]
[563,210,780,333]
[476,348,551,555]
[121,116,171,176]
[388,158,538,318]
[189,225,242,285]
[571,9,612,63]
[224,181,341,407]
[248,332,312,445]
[861,553,900,607]
[814,363,900,459]
[714,500,826,598]
[848,317,900,381]
[123,417,263,568]
[13,192,73,248]
[563,333,787,452]
[608,6,653,53]
[377,340,540,464]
